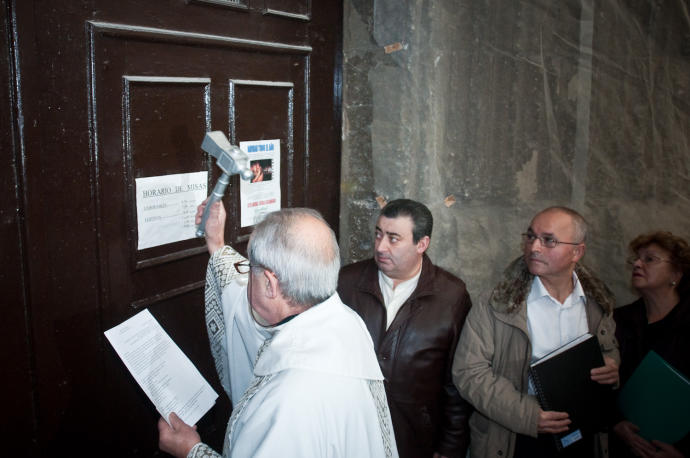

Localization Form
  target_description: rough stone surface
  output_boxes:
[341,0,690,305]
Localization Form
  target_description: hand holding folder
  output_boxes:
[529,333,613,450]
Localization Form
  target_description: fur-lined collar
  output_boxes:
[489,256,615,315]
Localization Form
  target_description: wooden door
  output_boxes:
[2,0,342,455]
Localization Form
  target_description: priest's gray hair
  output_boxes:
[248,208,341,307]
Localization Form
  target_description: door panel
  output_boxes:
[230,79,299,238]
[4,0,342,455]
[0,2,35,452]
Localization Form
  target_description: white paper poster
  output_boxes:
[135,171,208,250]
[240,139,281,227]
[104,309,218,426]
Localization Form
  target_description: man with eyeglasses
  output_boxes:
[338,198,473,458]
[157,201,398,458]
[452,206,620,458]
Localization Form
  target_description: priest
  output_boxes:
[157,200,398,458]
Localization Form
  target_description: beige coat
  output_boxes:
[452,257,619,458]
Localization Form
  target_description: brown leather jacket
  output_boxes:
[337,255,473,458]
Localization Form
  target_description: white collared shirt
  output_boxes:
[526,273,588,395]
[527,272,588,360]
[378,269,422,329]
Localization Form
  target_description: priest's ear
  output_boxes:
[262,269,280,299]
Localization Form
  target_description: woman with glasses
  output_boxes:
[612,231,690,458]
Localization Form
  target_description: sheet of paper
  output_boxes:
[239,139,281,227]
[135,171,208,250]
[104,309,218,426]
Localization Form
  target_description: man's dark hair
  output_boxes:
[380,199,433,243]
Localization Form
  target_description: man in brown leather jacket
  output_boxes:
[337,199,473,458]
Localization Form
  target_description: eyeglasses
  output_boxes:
[522,232,582,249]
[234,261,262,274]
[626,254,672,266]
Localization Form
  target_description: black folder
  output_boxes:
[529,333,610,451]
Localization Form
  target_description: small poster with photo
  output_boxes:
[239,139,281,227]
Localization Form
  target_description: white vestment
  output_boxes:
[191,246,398,458]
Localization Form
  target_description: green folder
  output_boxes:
[617,350,690,443]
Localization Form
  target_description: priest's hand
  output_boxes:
[537,409,570,434]
[196,199,226,255]
[158,412,201,458]
[590,356,619,385]
[613,420,656,457]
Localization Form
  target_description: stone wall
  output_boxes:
[341,0,690,305]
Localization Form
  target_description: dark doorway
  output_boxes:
[2,0,342,455]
